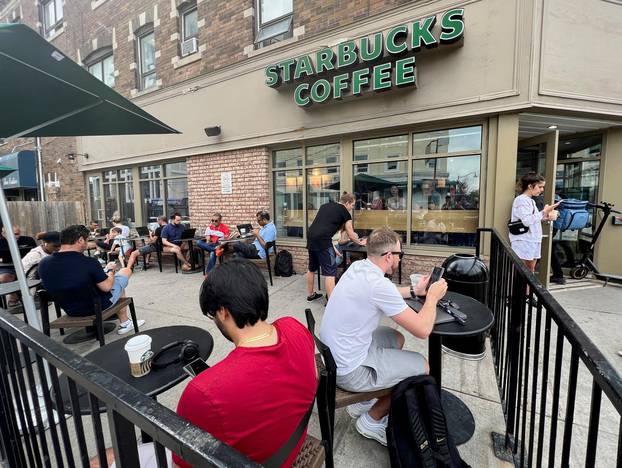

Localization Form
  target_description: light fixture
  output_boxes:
[204,126,221,137]
[548,125,558,130]
[65,152,89,160]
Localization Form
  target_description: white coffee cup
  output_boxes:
[410,273,424,286]
[124,335,153,378]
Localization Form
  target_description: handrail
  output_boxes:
[0,310,259,467]
[477,227,622,413]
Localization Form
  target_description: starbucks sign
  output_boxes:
[264,8,465,107]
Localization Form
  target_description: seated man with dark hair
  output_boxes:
[38,224,145,335]
[126,216,167,270]
[231,210,276,260]
[160,212,192,271]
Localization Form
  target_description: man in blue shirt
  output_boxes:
[232,211,276,260]
[160,212,192,271]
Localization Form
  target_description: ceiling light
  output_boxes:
[548,125,558,130]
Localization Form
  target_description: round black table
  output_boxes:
[406,291,494,445]
[54,325,214,416]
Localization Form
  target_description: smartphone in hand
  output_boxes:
[183,358,209,377]
[426,266,445,291]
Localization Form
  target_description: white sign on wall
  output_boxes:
[221,172,232,194]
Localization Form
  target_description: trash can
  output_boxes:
[441,253,489,361]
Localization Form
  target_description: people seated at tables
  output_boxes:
[306,192,366,302]
[22,231,61,280]
[38,225,145,335]
[319,227,447,446]
[90,260,317,468]
[96,216,131,256]
[0,225,37,307]
[108,227,133,264]
[386,185,406,211]
[196,212,230,275]
[230,210,276,260]
[160,212,192,272]
[89,220,100,237]
[126,216,167,270]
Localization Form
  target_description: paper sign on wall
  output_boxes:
[221,172,232,194]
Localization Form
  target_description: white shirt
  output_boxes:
[319,259,408,375]
[21,246,49,279]
[509,194,544,243]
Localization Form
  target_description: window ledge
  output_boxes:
[91,0,109,11]
[246,35,298,58]
[130,85,161,98]
[46,25,65,42]
[173,52,202,69]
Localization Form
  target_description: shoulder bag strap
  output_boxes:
[405,387,436,468]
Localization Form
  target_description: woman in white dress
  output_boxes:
[509,173,559,273]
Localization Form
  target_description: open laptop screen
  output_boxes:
[237,224,253,237]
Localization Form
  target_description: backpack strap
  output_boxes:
[404,388,436,468]
[421,382,453,466]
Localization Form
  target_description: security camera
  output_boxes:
[56,158,62,164]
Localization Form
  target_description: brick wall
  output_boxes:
[187,146,270,229]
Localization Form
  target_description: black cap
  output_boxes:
[41,231,60,244]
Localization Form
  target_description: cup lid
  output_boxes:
[124,334,151,351]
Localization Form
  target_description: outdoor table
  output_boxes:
[53,325,214,416]
[215,236,256,264]
[178,237,207,272]
[0,278,41,311]
[406,291,494,445]
[340,244,403,284]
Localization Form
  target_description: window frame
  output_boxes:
[85,49,115,88]
[181,6,198,42]
[255,0,293,47]
[136,28,156,90]
[42,0,63,37]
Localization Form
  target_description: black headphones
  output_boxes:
[152,340,200,370]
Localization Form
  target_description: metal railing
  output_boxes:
[476,228,622,467]
[0,310,258,468]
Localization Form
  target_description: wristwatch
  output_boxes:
[410,285,417,299]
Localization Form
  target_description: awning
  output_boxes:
[0,151,37,189]
[0,24,179,139]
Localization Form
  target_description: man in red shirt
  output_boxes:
[173,259,317,467]
[196,212,230,275]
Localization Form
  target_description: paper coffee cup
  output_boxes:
[410,273,424,286]
[124,335,153,378]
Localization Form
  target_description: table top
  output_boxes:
[339,243,367,254]
[406,291,494,338]
[54,326,214,415]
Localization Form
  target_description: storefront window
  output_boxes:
[88,175,103,224]
[140,179,163,223]
[274,169,303,238]
[354,135,408,162]
[413,126,481,155]
[306,143,340,166]
[165,161,187,177]
[103,183,118,223]
[307,166,341,227]
[273,148,302,169]
[166,178,188,218]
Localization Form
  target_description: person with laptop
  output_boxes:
[319,227,447,446]
[160,213,192,272]
[196,213,230,275]
[229,211,276,260]
[126,216,167,270]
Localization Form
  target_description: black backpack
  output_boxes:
[274,250,294,277]
[387,376,470,468]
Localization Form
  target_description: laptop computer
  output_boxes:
[181,228,196,239]
[408,298,456,325]
[136,226,149,237]
[237,223,254,238]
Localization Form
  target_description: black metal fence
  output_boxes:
[0,310,258,468]
[476,228,622,467]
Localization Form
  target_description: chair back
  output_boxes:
[304,310,337,408]
[39,286,102,316]
[264,240,276,256]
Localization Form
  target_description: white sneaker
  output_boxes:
[117,319,145,335]
[355,412,388,446]
[346,399,378,419]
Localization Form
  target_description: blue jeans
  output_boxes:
[196,240,218,273]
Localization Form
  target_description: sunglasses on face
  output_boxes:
[211,219,219,223]
[381,250,404,257]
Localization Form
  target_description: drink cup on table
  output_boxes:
[124,335,153,377]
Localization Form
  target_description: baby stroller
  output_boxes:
[554,200,621,280]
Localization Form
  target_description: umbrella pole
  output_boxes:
[35,137,45,202]
[0,180,41,330]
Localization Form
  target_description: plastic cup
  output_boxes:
[549,209,559,221]
[124,335,153,378]
[410,273,424,286]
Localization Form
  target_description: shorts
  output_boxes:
[336,327,426,393]
[0,266,15,276]
[308,247,337,277]
[511,240,541,261]
[109,273,129,306]
[139,244,157,255]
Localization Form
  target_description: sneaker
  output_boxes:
[181,263,192,271]
[355,412,388,446]
[550,276,566,285]
[307,292,323,302]
[117,319,145,335]
[215,247,224,257]
[346,399,377,419]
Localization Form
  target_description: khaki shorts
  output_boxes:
[336,326,426,393]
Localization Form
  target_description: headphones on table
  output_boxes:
[152,339,200,370]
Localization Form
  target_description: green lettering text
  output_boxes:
[351,68,370,95]
[440,9,465,44]
[411,16,438,51]
[336,41,359,68]
[332,73,350,99]
[372,63,392,92]
[278,58,296,83]
[294,83,311,107]
[315,48,336,74]
[310,79,332,103]
[265,65,281,87]
[385,25,408,55]
[360,32,384,62]
[395,57,416,87]
[294,55,316,80]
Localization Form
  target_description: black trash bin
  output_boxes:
[441,253,489,360]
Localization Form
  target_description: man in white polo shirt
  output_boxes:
[319,227,447,446]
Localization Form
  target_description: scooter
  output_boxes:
[570,201,622,284]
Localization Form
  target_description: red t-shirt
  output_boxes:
[172,317,317,467]
[207,223,230,244]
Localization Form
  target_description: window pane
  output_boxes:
[103,55,115,87]
[166,178,188,217]
[88,175,103,224]
[307,167,341,228]
[88,62,103,81]
[273,148,302,169]
[306,143,340,166]
[143,73,157,89]
[274,169,303,238]
[140,32,156,74]
[140,180,163,224]
[45,1,56,29]
[165,161,187,177]
[354,135,408,162]
[55,0,63,21]
[119,182,135,225]
[140,165,162,179]
[103,183,118,224]
[118,168,133,182]
[103,170,117,183]
[411,155,480,247]
[353,163,407,241]
[413,126,482,156]
[183,8,198,39]
[260,0,292,24]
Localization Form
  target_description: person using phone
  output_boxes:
[126,216,167,270]
[319,227,447,446]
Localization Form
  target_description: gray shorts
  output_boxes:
[336,326,427,393]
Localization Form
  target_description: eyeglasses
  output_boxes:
[211,219,219,223]
[381,250,403,258]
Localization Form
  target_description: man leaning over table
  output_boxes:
[319,227,447,446]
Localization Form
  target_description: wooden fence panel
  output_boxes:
[5,201,86,236]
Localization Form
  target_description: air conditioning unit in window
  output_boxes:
[181,37,198,57]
